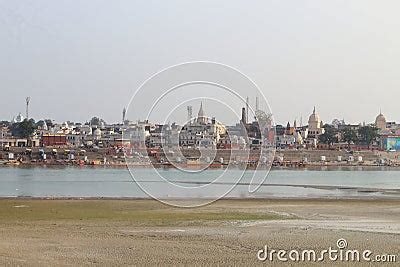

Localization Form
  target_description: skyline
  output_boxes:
[2,98,394,127]
[1,1,400,124]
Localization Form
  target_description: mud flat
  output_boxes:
[0,199,399,265]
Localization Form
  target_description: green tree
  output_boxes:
[11,119,36,138]
[358,126,378,148]
[44,119,54,128]
[342,127,358,149]
[319,124,338,148]
[90,117,106,126]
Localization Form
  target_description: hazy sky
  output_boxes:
[1,0,400,125]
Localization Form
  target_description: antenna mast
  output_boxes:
[246,96,249,123]
[187,106,193,124]
[122,107,126,123]
[25,97,31,119]
[255,96,259,111]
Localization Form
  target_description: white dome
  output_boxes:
[375,113,386,124]
[308,107,320,124]
[375,112,387,130]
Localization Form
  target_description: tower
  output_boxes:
[187,106,193,123]
[196,102,207,124]
[25,97,30,120]
[241,107,247,125]
[122,107,126,123]
[255,96,259,111]
[246,96,249,123]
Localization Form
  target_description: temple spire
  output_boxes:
[196,101,206,124]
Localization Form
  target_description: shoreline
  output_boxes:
[2,162,400,170]
[1,196,400,201]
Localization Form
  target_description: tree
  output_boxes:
[319,124,338,148]
[11,119,36,138]
[44,119,54,128]
[90,117,106,126]
[342,127,358,149]
[358,126,378,148]
[0,121,10,127]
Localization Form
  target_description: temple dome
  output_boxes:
[375,113,386,124]
[375,112,387,130]
[308,107,321,124]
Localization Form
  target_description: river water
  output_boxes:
[0,166,399,199]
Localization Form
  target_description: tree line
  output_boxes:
[319,124,379,148]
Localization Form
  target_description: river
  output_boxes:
[0,166,399,199]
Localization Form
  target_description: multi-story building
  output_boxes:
[179,103,226,148]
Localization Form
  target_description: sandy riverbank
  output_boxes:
[0,199,399,266]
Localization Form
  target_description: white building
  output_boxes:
[307,107,324,138]
[179,103,226,148]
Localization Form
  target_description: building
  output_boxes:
[179,103,226,148]
[375,112,387,132]
[274,120,304,149]
[196,102,207,124]
[41,134,67,147]
[276,134,296,149]
[307,107,324,138]
[66,131,85,147]
[1,138,28,147]
[122,122,150,148]
[380,135,400,151]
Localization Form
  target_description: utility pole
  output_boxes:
[122,107,126,123]
[26,97,31,120]
[246,96,249,123]
[187,106,193,124]
[255,96,259,111]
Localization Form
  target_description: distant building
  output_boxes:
[123,122,150,148]
[380,135,400,151]
[375,112,387,131]
[276,134,296,148]
[41,134,67,147]
[196,102,207,124]
[179,103,226,148]
[307,107,324,139]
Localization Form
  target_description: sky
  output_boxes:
[1,0,400,125]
